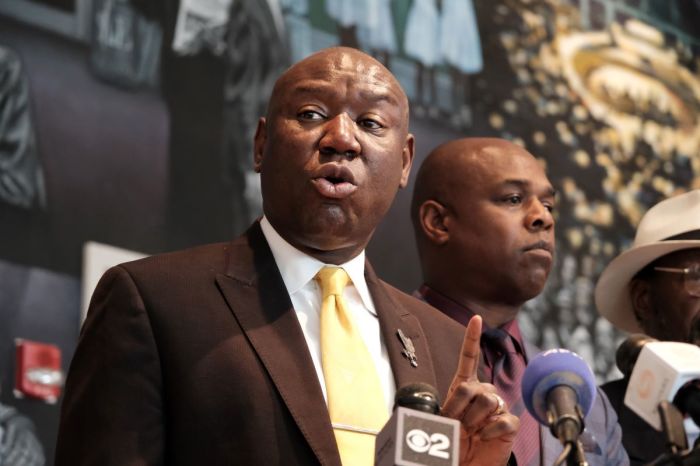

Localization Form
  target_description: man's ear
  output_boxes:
[398,133,415,189]
[630,278,653,329]
[253,117,267,173]
[419,200,450,246]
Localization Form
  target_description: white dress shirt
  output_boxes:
[260,217,396,415]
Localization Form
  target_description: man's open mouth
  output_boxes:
[312,165,358,199]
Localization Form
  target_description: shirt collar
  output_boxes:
[260,217,375,313]
[416,284,526,356]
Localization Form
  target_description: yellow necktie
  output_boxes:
[316,267,388,466]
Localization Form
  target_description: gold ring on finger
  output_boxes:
[492,393,506,415]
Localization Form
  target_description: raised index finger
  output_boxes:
[449,314,482,390]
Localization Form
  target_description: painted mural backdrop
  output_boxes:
[0,0,698,462]
[450,0,700,380]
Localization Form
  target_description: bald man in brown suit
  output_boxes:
[55,50,518,466]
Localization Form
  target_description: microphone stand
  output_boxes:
[648,446,700,466]
[647,402,700,466]
[552,441,589,466]
[547,395,589,466]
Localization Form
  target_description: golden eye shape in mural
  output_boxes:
[557,19,700,159]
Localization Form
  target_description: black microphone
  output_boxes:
[689,314,700,347]
[375,383,460,466]
[393,382,441,414]
[615,333,658,377]
[674,381,700,428]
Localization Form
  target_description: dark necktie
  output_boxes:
[482,328,540,466]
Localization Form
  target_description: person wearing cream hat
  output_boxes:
[595,189,700,339]
[596,189,700,466]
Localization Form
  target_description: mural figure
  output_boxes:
[90,0,161,88]
[439,0,483,129]
[325,0,364,48]
[129,0,287,249]
[222,0,288,228]
[0,403,45,466]
[0,47,45,211]
[404,0,441,118]
[358,0,397,68]
[280,0,313,63]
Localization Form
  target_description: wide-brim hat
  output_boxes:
[595,189,700,334]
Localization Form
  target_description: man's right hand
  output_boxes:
[441,315,519,466]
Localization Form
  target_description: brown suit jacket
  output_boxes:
[55,223,466,465]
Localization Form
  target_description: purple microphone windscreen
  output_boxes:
[521,349,597,425]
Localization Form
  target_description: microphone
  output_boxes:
[673,381,700,428]
[689,314,700,347]
[375,383,460,466]
[615,333,658,377]
[624,340,700,431]
[393,382,441,414]
[521,349,597,464]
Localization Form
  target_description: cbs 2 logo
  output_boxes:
[405,429,451,459]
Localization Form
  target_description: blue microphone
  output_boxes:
[521,349,597,450]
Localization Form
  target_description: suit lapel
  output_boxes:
[365,263,438,394]
[215,224,340,466]
[617,403,666,462]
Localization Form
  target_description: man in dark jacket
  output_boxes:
[411,137,629,466]
[596,189,700,465]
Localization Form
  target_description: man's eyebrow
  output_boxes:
[501,179,557,197]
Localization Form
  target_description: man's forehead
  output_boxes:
[461,145,553,191]
[464,144,541,174]
[479,144,535,164]
[290,48,393,81]
[274,48,406,105]
[658,247,700,265]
